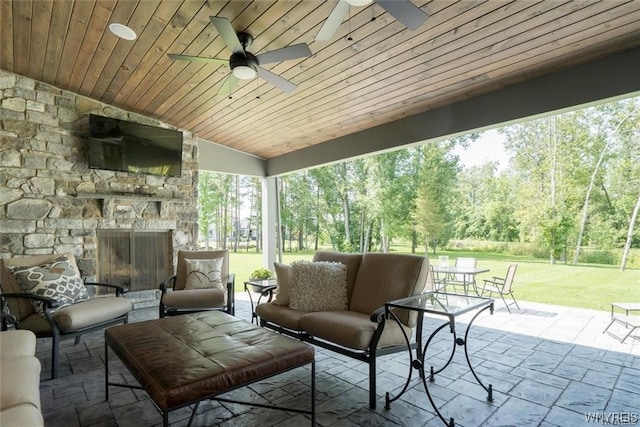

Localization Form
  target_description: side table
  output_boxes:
[244,279,277,324]
[384,292,494,426]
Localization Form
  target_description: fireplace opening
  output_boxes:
[97,230,172,292]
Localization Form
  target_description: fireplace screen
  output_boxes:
[97,230,172,292]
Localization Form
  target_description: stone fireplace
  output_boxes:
[0,70,199,294]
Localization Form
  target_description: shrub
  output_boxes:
[579,250,616,265]
[249,268,273,280]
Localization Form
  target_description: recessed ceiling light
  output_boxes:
[109,23,137,41]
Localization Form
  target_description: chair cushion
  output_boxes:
[14,314,52,335]
[184,258,223,290]
[289,261,348,312]
[7,255,89,318]
[174,250,229,292]
[162,288,226,311]
[52,296,132,331]
[299,310,412,350]
[272,262,293,306]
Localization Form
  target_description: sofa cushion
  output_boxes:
[0,404,44,427]
[0,330,36,358]
[7,255,90,318]
[312,252,362,302]
[349,253,429,326]
[299,311,412,350]
[184,258,224,290]
[272,262,293,306]
[289,261,348,312]
[0,356,41,411]
[255,303,306,331]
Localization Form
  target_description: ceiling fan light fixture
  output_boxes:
[346,0,373,6]
[232,65,257,80]
[109,23,137,40]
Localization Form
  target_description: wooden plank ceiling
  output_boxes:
[2,0,640,160]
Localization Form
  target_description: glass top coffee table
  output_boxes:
[384,292,494,426]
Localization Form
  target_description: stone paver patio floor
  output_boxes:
[36,295,640,426]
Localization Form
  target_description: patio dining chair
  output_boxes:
[427,264,447,292]
[445,257,477,295]
[480,264,519,313]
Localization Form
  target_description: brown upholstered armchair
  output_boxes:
[0,254,132,379]
[159,250,235,318]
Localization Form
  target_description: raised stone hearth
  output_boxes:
[0,69,199,282]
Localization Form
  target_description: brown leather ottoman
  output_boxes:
[105,311,315,426]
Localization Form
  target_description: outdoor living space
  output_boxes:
[36,294,640,426]
[3,3,640,426]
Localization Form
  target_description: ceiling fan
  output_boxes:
[168,16,312,94]
[316,0,428,41]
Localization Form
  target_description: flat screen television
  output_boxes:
[86,114,183,177]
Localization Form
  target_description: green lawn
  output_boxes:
[229,249,640,312]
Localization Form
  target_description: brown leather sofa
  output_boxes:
[0,315,44,426]
[256,251,429,409]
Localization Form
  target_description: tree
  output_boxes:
[502,115,586,262]
[412,142,459,253]
[308,166,349,251]
[568,100,639,264]
[198,171,233,249]
[621,190,640,271]
[280,172,317,251]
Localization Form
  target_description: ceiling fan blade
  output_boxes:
[210,16,244,54]
[315,0,350,41]
[257,67,296,93]
[217,74,239,97]
[256,43,312,65]
[167,54,227,64]
[375,0,428,30]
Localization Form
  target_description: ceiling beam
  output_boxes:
[198,138,266,176]
[267,46,640,177]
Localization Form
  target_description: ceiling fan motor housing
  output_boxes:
[230,51,258,74]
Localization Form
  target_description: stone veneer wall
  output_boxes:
[0,69,199,279]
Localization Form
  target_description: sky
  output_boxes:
[452,128,511,171]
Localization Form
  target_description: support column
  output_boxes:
[261,176,278,271]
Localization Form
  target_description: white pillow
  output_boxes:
[184,258,224,290]
[272,262,293,306]
[289,261,347,312]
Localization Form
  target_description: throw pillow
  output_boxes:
[8,254,90,318]
[272,262,293,306]
[184,258,224,290]
[289,261,348,312]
